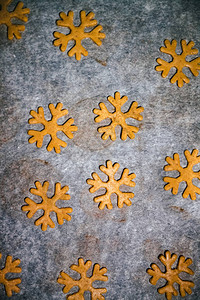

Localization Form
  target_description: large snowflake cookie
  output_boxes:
[94,92,144,141]
[147,250,194,300]
[164,149,200,200]
[57,258,108,299]
[22,181,73,231]
[53,10,106,60]
[156,39,200,87]
[0,0,30,40]
[28,102,77,153]
[87,160,136,209]
[0,252,21,297]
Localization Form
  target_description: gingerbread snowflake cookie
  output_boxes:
[87,160,136,209]
[156,39,200,87]
[0,0,30,40]
[147,250,195,299]
[164,149,200,200]
[53,10,105,60]
[94,92,144,141]
[28,103,77,153]
[22,181,73,231]
[0,252,22,297]
[58,258,108,299]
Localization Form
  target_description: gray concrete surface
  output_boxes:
[0,0,200,299]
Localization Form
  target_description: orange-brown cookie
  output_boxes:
[156,40,200,87]
[164,149,200,200]
[94,92,144,141]
[87,160,136,209]
[0,0,30,40]
[22,181,73,231]
[28,102,77,153]
[57,258,108,299]
[147,250,194,300]
[53,11,105,60]
[0,252,21,297]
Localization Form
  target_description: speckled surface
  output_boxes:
[0,0,200,299]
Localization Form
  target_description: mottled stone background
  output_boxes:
[0,0,200,299]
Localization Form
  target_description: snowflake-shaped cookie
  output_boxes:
[28,102,77,153]
[53,10,106,60]
[0,252,21,297]
[147,250,195,300]
[0,0,30,40]
[94,92,144,141]
[156,39,200,87]
[164,149,200,200]
[22,181,73,231]
[87,160,136,209]
[57,258,108,299]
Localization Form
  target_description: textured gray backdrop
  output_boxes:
[0,0,200,299]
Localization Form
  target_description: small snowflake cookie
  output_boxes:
[147,250,195,300]
[163,149,200,200]
[0,252,22,297]
[28,102,77,153]
[156,39,200,87]
[57,258,108,299]
[22,181,73,231]
[87,160,136,209]
[0,0,30,40]
[53,10,106,60]
[94,92,144,141]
